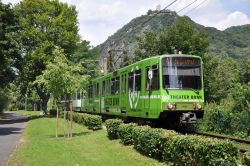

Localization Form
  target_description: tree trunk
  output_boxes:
[36,85,50,115]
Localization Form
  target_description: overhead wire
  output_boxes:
[177,0,197,13]
[107,0,179,70]
[184,0,208,15]
[139,0,178,26]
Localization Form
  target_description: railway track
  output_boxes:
[194,132,250,153]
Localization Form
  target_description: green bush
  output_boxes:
[71,113,102,130]
[131,126,167,159]
[162,135,238,166]
[83,114,102,130]
[105,119,123,139]
[242,152,250,166]
[118,123,137,145]
[198,102,250,138]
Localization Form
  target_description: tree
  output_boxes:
[35,47,88,137]
[134,17,209,61]
[203,54,240,102]
[70,40,100,79]
[239,56,250,84]
[0,1,21,88]
[15,0,80,113]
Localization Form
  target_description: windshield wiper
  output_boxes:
[190,88,200,94]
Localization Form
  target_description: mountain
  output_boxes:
[98,10,250,60]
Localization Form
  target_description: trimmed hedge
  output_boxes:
[163,135,238,165]
[243,152,250,166]
[105,119,238,165]
[72,113,102,130]
[105,119,123,139]
[117,123,137,145]
[132,126,166,159]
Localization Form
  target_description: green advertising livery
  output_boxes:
[81,54,204,126]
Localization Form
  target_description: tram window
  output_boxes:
[77,92,81,100]
[151,65,159,90]
[121,74,127,94]
[124,74,127,93]
[106,79,111,95]
[145,65,159,90]
[146,68,150,90]
[111,78,115,94]
[88,85,93,98]
[135,69,141,91]
[96,83,99,96]
[102,81,105,96]
[128,72,133,91]
[87,85,90,97]
[93,84,96,97]
[111,77,120,95]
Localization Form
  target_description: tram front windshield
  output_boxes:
[162,57,201,90]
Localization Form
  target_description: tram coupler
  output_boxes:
[180,112,197,124]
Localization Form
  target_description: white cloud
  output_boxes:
[215,11,250,30]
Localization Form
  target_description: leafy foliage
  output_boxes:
[242,152,250,166]
[72,113,102,130]
[163,135,238,166]
[132,126,165,159]
[134,17,209,61]
[198,102,249,138]
[0,89,10,113]
[105,121,238,165]
[105,119,123,139]
[35,47,88,100]
[14,0,80,111]
[70,40,100,79]
[0,2,21,88]
[117,123,137,145]
[203,54,240,102]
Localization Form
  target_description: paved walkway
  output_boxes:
[0,112,28,166]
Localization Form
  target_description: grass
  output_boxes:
[8,117,167,166]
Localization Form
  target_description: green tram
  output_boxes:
[83,54,204,127]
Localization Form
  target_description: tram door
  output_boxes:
[144,67,150,109]
[144,64,160,115]
[120,73,127,110]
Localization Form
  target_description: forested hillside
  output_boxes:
[98,10,250,59]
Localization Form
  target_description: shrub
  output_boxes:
[162,135,238,166]
[132,126,167,159]
[242,152,250,166]
[198,102,249,138]
[71,113,102,130]
[83,114,102,130]
[105,121,238,165]
[105,119,123,139]
[118,123,137,145]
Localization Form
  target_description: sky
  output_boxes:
[3,0,250,46]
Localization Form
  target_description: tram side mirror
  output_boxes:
[148,69,153,80]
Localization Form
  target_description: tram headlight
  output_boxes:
[197,104,202,110]
[168,103,173,110]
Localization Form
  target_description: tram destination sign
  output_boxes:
[163,57,200,66]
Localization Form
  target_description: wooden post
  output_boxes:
[64,102,67,138]
[56,104,59,138]
[66,101,70,139]
[70,102,73,138]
